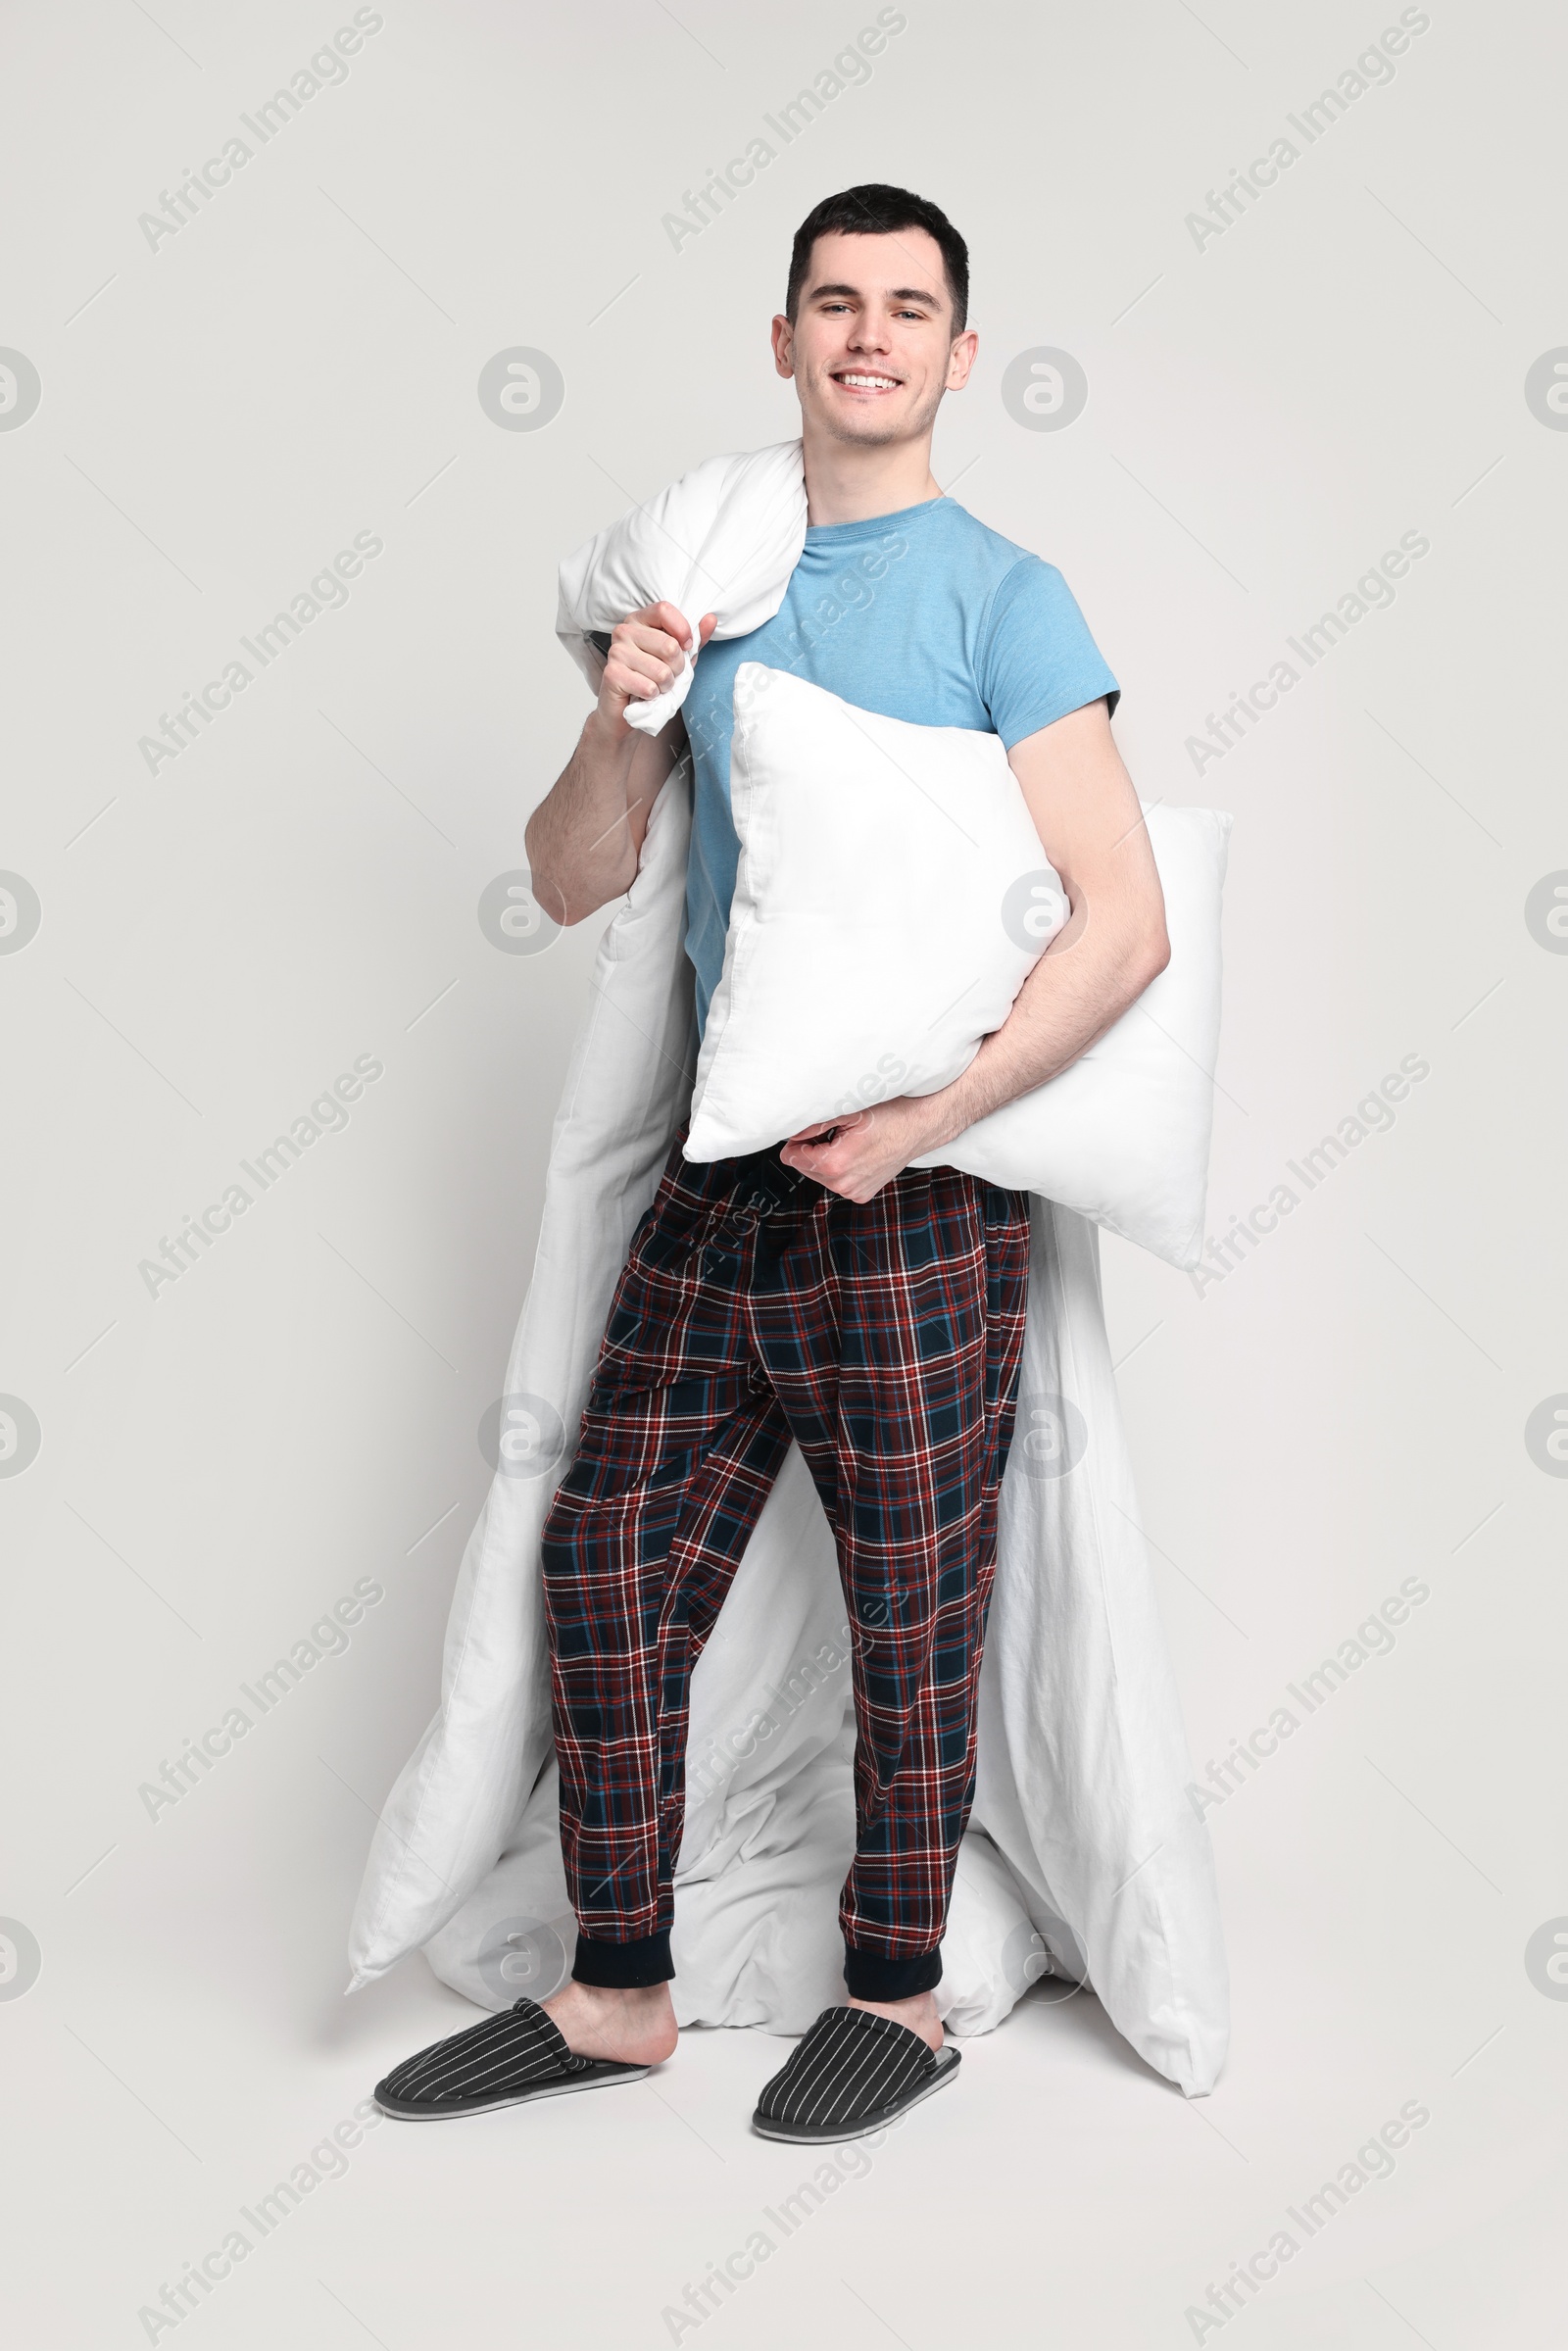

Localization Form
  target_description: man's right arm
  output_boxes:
[525,600,716,926]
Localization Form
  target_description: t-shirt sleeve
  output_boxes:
[977,557,1120,748]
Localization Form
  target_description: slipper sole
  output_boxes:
[374,2060,649,2122]
[751,2044,960,2143]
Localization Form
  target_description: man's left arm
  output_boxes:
[779,697,1169,1201]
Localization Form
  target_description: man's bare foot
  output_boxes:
[540,1979,678,2066]
[847,1990,944,2052]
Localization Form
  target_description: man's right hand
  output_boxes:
[595,601,718,738]
[528,603,718,926]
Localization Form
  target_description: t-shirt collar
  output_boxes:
[802,495,951,551]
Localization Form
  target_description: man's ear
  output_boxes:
[946,328,979,391]
[770,312,796,379]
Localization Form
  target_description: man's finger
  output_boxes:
[608,639,685,696]
[641,601,694,648]
[613,653,678,693]
[604,667,663,704]
[618,628,687,671]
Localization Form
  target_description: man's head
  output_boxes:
[773,184,976,450]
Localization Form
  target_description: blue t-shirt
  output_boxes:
[679,495,1120,1035]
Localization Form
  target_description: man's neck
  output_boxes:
[802,429,943,527]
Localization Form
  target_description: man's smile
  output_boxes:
[830,367,904,395]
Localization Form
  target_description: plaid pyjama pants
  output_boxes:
[539,1131,1032,2002]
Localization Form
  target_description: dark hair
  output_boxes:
[786,184,969,335]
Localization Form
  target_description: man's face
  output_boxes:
[772,226,977,447]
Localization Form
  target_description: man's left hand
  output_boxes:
[778,1096,946,1202]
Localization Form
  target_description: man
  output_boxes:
[374,184,1167,2141]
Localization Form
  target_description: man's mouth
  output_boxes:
[831,369,903,395]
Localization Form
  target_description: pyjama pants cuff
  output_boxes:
[843,1943,943,2001]
[571,1928,674,1988]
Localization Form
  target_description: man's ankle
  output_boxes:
[577,1981,669,2011]
[541,1977,678,2064]
[846,1989,944,2051]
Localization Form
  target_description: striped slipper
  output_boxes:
[373,1995,650,2120]
[752,2006,960,2143]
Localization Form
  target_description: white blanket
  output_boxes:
[347,441,1229,2096]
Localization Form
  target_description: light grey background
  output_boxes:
[3,1,1564,2344]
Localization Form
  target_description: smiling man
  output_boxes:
[373,185,1168,2143]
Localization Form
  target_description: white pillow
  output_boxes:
[909,799,1231,1270]
[685,663,1231,1271]
[686,663,1067,1158]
